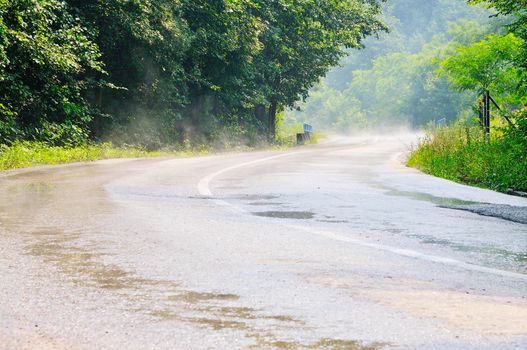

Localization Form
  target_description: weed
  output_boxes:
[0,141,200,171]
[408,122,527,192]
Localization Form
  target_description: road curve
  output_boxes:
[1,134,526,350]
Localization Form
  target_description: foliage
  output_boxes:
[441,33,523,99]
[0,141,149,170]
[0,140,213,170]
[469,0,527,69]
[408,122,527,192]
[0,0,104,146]
[408,1,527,193]
[0,0,386,148]
[286,1,494,131]
[252,0,386,138]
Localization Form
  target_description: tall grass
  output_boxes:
[0,124,318,171]
[408,123,527,192]
[0,141,203,171]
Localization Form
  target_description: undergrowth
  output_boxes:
[0,133,312,171]
[0,142,208,171]
[408,121,527,192]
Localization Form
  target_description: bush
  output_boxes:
[0,141,196,170]
[0,0,104,144]
[408,119,527,192]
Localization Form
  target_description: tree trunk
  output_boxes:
[268,100,277,142]
[255,104,267,130]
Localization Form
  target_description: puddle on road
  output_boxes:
[21,226,381,349]
[411,235,527,267]
[385,190,479,206]
[168,291,240,303]
[250,337,384,350]
[7,181,57,194]
[226,194,280,201]
[253,211,315,220]
[248,202,285,206]
[151,303,300,332]
[5,185,379,350]
[216,186,247,190]
[27,230,174,291]
[307,339,383,350]
[188,317,248,331]
[211,306,259,320]
[152,306,379,350]
[317,219,349,224]
[188,195,214,200]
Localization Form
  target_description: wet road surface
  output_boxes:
[1,135,526,349]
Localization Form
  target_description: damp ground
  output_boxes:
[252,211,315,220]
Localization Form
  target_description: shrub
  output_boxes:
[408,120,527,192]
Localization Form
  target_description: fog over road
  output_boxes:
[1,134,526,350]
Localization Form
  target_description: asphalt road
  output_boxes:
[1,134,526,350]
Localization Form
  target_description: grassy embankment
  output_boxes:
[0,123,323,171]
[0,142,209,171]
[408,124,527,193]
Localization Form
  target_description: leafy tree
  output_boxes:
[400,21,490,125]
[66,0,192,146]
[471,7,526,97]
[251,0,386,139]
[286,0,494,131]
[177,0,266,142]
[468,0,527,89]
[0,0,104,145]
[1,0,387,146]
[469,0,527,41]
[440,33,523,105]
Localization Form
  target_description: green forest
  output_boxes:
[0,0,385,150]
[286,0,499,129]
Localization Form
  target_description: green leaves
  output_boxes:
[285,0,495,131]
[440,33,523,104]
[469,1,527,73]
[0,0,104,145]
[1,0,386,146]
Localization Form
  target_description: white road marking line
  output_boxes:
[288,225,527,281]
[197,152,302,214]
[197,147,527,281]
[197,152,300,197]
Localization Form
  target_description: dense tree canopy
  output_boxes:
[467,0,527,153]
[0,0,386,147]
[441,33,522,97]
[0,0,104,145]
[469,0,527,81]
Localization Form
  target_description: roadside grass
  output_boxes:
[0,141,208,171]
[0,136,303,171]
[408,123,527,192]
[0,125,322,171]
